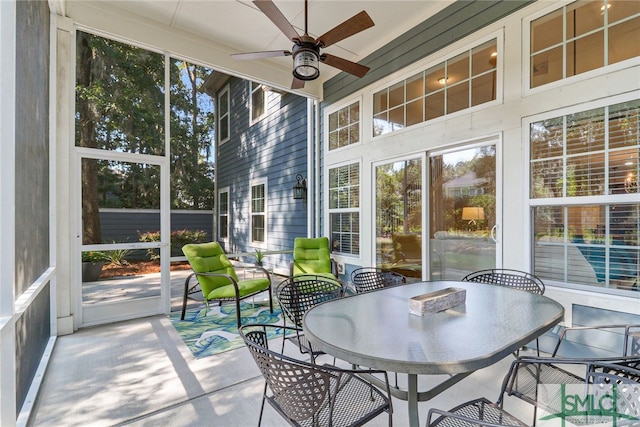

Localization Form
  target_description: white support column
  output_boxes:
[54,16,75,335]
[0,0,17,424]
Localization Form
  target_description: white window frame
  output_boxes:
[218,186,229,242]
[218,85,230,145]
[368,31,503,140]
[523,1,640,96]
[250,178,267,246]
[324,97,363,154]
[524,92,640,295]
[249,81,267,124]
[326,161,361,257]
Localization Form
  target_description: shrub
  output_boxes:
[105,247,132,266]
[82,251,108,263]
[138,229,208,259]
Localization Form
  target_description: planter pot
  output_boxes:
[82,261,105,282]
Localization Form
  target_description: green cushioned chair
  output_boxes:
[181,242,273,327]
[289,237,340,283]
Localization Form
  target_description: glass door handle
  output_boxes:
[490,224,498,243]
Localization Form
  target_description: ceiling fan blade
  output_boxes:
[253,0,300,41]
[232,50,291,60]
[321,54,370,78]
[291,77,305,89]
[316,11,374,48]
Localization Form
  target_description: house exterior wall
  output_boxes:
[320,0,640,329]
[216,76,309,274]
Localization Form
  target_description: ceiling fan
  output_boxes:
[232,0,375,89]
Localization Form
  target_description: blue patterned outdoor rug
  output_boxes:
[169,301,286,358]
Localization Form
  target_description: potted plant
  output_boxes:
[82,251,108,282]
[254,249,265,267]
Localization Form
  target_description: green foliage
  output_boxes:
[254,249,265,265]
[138,229,208,259]
[76,31,215,243]
[104,247,132,266]
[82,251,108,263]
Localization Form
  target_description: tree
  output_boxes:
[76,32,215,244]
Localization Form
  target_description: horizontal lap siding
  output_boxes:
[323,0,535,104]
[218,77,308,268]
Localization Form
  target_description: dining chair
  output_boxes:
[461,268,545,294]
[181,242,273,327]
[551,323,640,358]
[275,274,343,360]
[426,356,640,427]
[240,323,393,427]
[462,268,545,355]
[350,267,407,293]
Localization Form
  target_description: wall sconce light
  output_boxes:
[293,174,307,200]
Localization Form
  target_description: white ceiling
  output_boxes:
[53,0,454,99]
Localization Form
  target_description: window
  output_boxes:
[218,86,230,144]
[218,188,229,240]
[251,181,266,243]
[250,82,266,123]
[530,99,639,292]
[373,38,498,137]
[328,101,360,150]
[328,163,360,255]
[530,1,640,88]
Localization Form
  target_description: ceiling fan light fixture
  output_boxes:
[292,46,320,81]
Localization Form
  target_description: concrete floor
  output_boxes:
[28,271,537,427]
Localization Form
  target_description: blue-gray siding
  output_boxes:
[216,78,309,271]
[322,0,536,105]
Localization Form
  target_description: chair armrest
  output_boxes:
[551,324,640,357]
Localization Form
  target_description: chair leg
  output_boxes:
[257,382,267,427]
[235,297,242,329]
[181,275,191,320]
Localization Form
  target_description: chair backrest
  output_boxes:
[275,275,342,327]
[291,237,332,276]
[351,267,407,293]
[182,242,239,296]
[240,324,334,423]
[461,268,545,294]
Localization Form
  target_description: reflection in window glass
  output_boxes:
[530,100,640,291]
[375,159,423,278]
[530,1,640,88]
[372,39,497,137]
[328,101,360,150]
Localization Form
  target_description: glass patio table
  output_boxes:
[302,280,564,427]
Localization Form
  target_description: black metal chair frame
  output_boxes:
[275,275,343,360]
[426,356,640,427]
[350,267,407,294]
[462,268,545,356]
[551,323,640,357]
[240,323,393,427]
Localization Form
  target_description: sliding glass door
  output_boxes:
[429,143,499,280]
